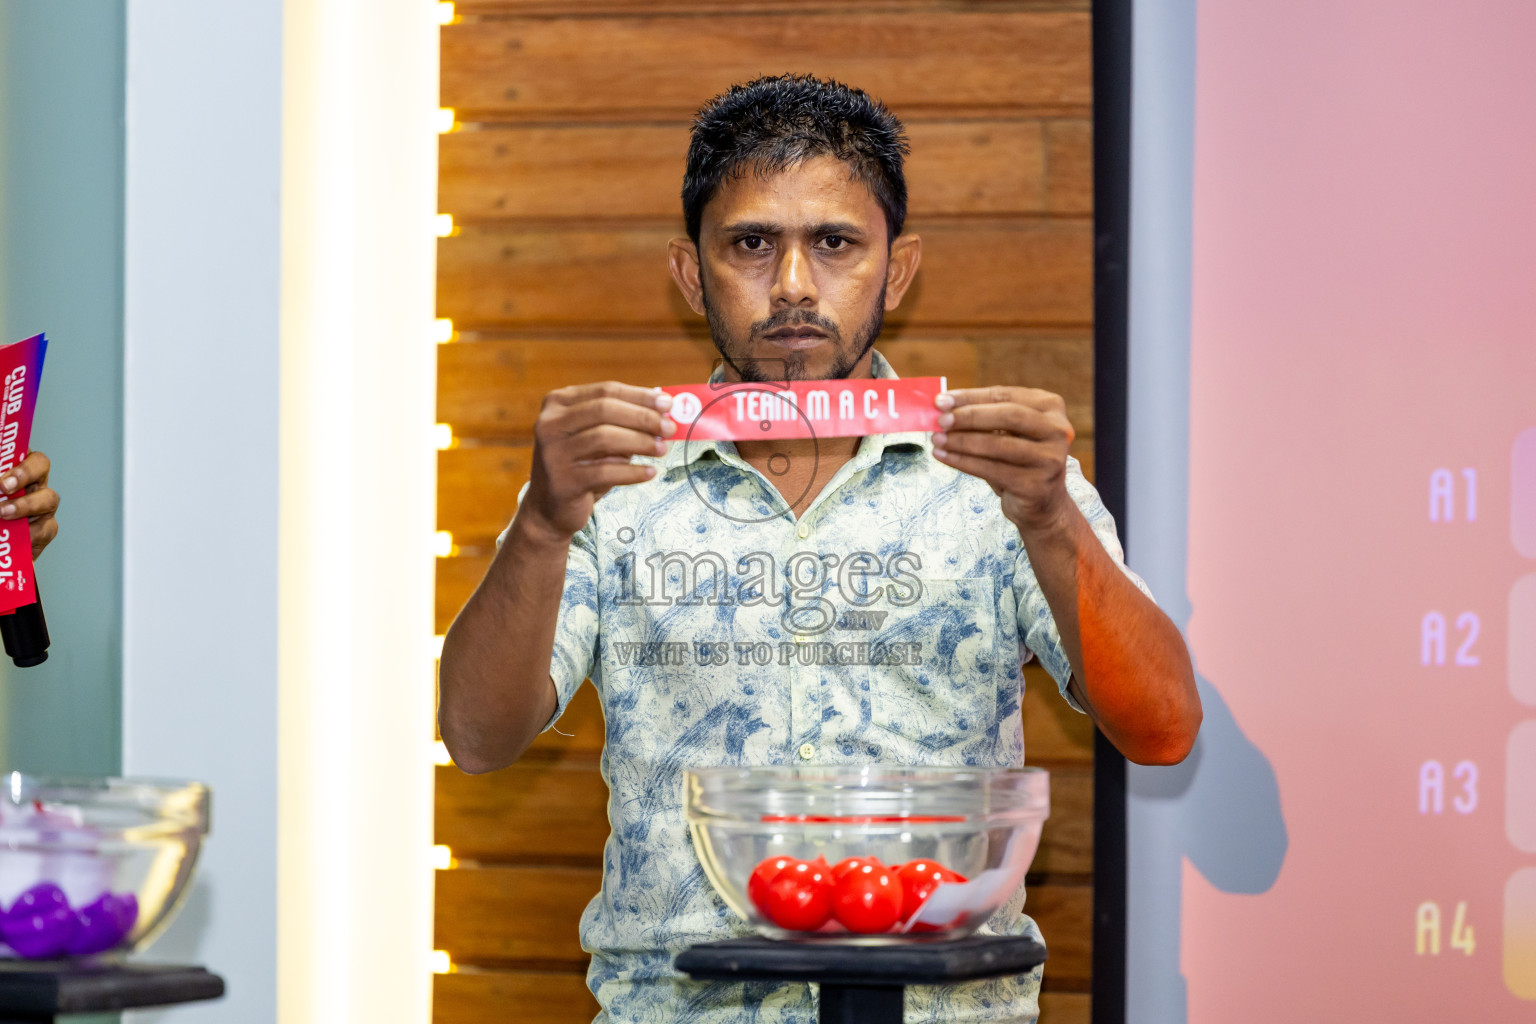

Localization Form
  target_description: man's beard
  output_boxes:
[702,282,886,383]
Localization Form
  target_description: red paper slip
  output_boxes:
[0,334,46,613]
[661,377,946,442]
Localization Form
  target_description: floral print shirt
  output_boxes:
[532,351,1149,1022]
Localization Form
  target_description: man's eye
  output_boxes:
[822,236,848,250]
[739,236,767,251]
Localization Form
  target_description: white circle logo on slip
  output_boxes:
[671,391,703,424]
[680,386,820,525]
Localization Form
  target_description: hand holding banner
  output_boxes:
[0,334,46,615]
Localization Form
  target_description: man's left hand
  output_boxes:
[0,451,59,559]
[931,387,1076,535]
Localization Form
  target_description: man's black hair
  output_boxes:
[683,74,910,247]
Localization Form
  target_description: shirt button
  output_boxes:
[798,742,816,761]
[794,634,808,645]
[796,521,810,539]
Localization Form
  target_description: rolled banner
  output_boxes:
[661,376,946,442]
[0,334,46,615]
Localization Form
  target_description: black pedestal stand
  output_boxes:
[676,936,1047,1024]
[0,963,224,1023]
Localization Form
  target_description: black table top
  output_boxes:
[675,935,1047,986]
[0,962,224,1018]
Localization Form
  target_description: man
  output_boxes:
[439,75,1200,1022]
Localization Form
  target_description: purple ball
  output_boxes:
[1,883,79,959]
[5,882,68,917]
[67,892,139,956]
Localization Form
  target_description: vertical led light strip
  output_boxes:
[279,1,440,1022]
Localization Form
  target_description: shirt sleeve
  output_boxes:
[503,484,599,731]
[1013,457,1155,713]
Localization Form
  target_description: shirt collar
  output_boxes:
[661,349,931,474]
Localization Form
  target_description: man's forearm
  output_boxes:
[438,511,569,773]
[1018,506,1201,765]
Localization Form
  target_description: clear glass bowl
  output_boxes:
[0,773,209,961]
[685,766,1049,942]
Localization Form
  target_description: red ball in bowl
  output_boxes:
[832,861,904,934]
[831,855,883,881]
[897,858,968,915]
[760,857,834,931]
[747,855,797,911]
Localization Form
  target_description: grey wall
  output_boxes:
[119,2,283,1022]
[1123,3,1199,1017]
[1124,3,1288,1022]
[2,6,287,1019]
[0,1,125,777]
[0,7,126,1023]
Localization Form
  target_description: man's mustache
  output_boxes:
[750,310,841,339]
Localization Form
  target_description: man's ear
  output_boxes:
[883,232,923,311]
[668,237,706,316]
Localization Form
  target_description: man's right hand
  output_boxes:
[522,382,675,540]
[441,381,673,773]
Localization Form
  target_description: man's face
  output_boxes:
[671,155,919,382]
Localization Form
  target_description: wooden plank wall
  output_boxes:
[433,3,1097,1022]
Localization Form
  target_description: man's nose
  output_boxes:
[769,243,817,307]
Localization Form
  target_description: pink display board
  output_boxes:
[1182,1,1536,1016]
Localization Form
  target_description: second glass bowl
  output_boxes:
[0,773,209,961]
